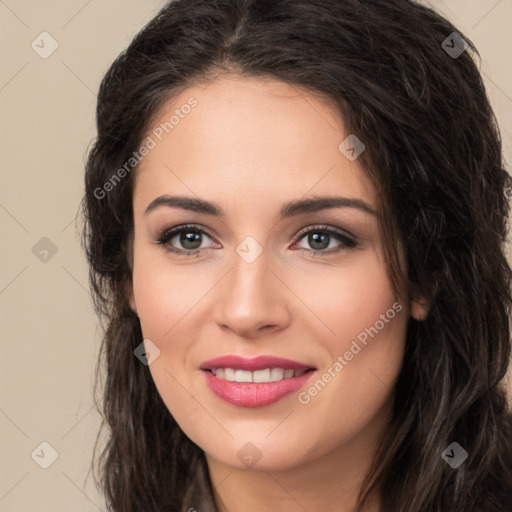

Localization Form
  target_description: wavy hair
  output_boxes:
[80,0,512,510]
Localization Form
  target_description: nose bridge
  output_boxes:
[228,242,275,311]
[213,240,290,336]
[231,244,271,301]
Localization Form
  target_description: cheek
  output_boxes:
[289,250,401,344]
[132,259,206,424]
[131,254,213,411]
[317,316,405,447]
[292,253,407,427]
[132,253,210,342]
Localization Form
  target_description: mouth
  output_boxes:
[200,355,317,407]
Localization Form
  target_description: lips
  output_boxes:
[200,355,317,407]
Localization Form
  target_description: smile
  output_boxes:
[200,355,317,407]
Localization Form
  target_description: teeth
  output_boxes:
[224,368,236,381]
[270,368,284,381]
[212,367,308,383]
[253,369,270,382]
[235,369,253,382]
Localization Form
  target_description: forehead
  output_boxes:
[133,75,376,214]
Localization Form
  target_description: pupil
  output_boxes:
[309,232,329,250]
[181,231,201,250]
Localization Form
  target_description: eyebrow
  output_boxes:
[144,194,376,218]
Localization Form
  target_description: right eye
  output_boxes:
[154,224,219,256]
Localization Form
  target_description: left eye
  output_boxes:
[293,226,357,253]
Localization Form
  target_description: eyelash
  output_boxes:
[154,223,358,258]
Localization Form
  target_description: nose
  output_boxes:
[213,248,291,339]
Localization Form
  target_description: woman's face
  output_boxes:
[129,75,412,472]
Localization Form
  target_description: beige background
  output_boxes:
[0,1,511,510]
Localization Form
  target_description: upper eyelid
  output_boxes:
[294,224,356,241]
[158,223,216,241]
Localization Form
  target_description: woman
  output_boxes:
[80,0,512,510]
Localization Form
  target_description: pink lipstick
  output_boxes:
[200,355,316,407]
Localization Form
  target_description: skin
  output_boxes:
[128,74,428,512]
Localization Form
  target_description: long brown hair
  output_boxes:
[80,1,512,510]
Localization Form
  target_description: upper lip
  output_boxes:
[200,355,316,372]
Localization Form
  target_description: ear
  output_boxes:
[124,279,137,315]
[129,290,137,315]
[410,295,429,321]
[125,232,137,315]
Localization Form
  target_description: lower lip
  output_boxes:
[202,370,316,407]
